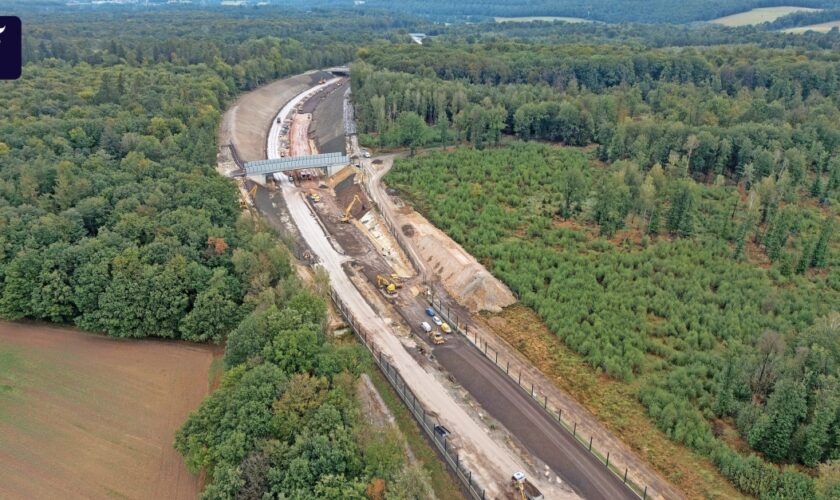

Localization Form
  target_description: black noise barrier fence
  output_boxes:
[329,289,488,500]
[429,293,651,500]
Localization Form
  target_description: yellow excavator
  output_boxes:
[389,274,404,289]
[340,194,362,223]
[376,275,398,296]
[240,185,258,208]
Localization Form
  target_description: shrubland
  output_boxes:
[375,28,839,499]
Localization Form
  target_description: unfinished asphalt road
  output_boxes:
[239,72,637,499]
[260,75,572,499]
[364,156,681,500]
[331,85,637,499]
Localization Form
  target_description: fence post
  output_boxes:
[558,408,562,421]
[518,372,522,385]
[644,486,647,499]
[506,361,509,374]
[606,452,610,468]
[573,422,577,436]
[544,396,547,409]
[495,351,498,364]
[623,468,628,483]
[531,383,534,397]
[589,436,593,451]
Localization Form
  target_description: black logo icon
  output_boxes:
[0,16,21,80]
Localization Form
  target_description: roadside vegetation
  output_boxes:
[175,224,432,497]
[1,8,439,498]
[0,10,375,339]
[368,27,839,499]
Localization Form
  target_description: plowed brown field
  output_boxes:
[0,321,220,500]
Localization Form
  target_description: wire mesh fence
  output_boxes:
[330,289,488,500]
[428,294,650,500]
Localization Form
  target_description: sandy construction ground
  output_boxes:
[366,154,516,314]
[0,322,219,500]
[218,71,332,162]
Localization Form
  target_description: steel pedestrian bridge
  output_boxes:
[243,152,349,176]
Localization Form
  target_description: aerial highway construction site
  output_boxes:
[217,68,680,500]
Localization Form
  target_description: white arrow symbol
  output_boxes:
[0,26,5,35]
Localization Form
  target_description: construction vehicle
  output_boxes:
[389,274,404,289]
[341,194,362,223]
[512,472,544,500]
[376,275,398,297]
[430,331,445,345]
[240,184,257,209]
[308,191,321,202]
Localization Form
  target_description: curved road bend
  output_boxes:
[253,74,636,500]
[260,77,573,499]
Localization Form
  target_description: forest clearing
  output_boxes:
[0,322,218,500]
[710,6,821,26]
[783,20,840,33]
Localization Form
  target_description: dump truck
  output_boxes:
[511,472,544,500]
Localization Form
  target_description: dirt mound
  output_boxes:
[413,228,516,313]
[401,224,415,237]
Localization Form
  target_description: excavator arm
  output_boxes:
[341,194,362,223]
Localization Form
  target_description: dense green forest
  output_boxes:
[0,9,391,338]
[349,0,840,23]
[5,3,840,497]
[0,7,439,496]
[175,221,431,498]
[372,28,840,499]
[9,0,840,24]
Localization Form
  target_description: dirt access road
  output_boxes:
[363,154,684,500]
[260,75,578,499]
[0,322,218,500]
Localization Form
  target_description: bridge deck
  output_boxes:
[244,152,349,175]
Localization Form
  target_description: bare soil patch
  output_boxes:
[0,321,219,500]
[218,70,331,162]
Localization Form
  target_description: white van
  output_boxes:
[420,321,432,333]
